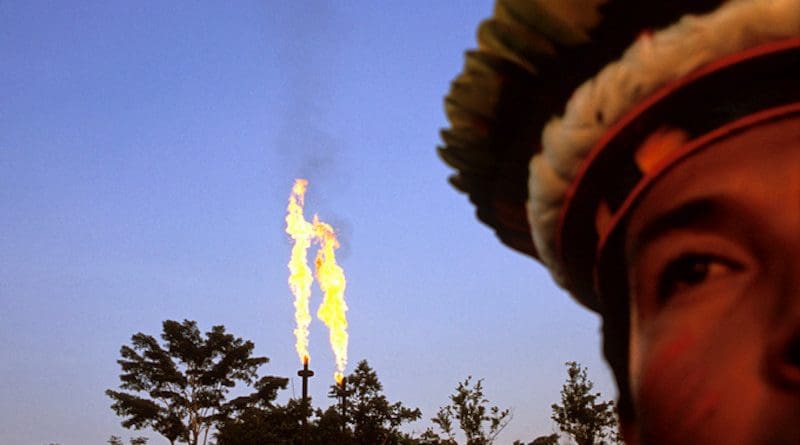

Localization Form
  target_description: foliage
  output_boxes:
[108,436,149,445]
[528,433,560,445]
[215,397,305,445]
[106,319,286,445]
[417,428,457,445]
[326,359,422,445]
[551,362,618,445]
[217,359,420,445]
[427,376,511,445]
[309,405,352,445]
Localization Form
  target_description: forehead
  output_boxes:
[625,114,800,255]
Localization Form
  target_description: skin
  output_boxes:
[620,114,800,444]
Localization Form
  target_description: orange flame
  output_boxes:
[286,179,349,381]
[313,216,349,384]
[286,179,314,364]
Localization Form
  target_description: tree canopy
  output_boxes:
[426,376,511,445]
[107,436,149,445]
[550,361,618,445]
[215,397,306,445]
[334,359,422,444]
[106,319,287,445]
[216,359,421,445]
[107,320,619,445]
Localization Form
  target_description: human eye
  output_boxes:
[656,253,742,301]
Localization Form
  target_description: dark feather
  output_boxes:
[439,0,725,260]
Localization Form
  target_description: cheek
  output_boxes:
[633,330,728,442]
[630,305,770,444]
[637,329,712,407]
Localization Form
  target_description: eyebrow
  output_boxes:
[628,198,721,260]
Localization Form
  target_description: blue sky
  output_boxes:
[0,2,615,444]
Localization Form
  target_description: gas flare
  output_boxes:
[313,216,349,384]
[286,179,314,364]
[285,179,349,383]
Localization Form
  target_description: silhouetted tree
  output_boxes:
[106,319,286,445]
[215,397,305,445]
[327,359,422,445]
[108,436,149,445]
[551,362,618,445]
[417,428,457,445]
[310,405,352,445]
[527,433,559,445]
[217,359,420,445]
[427,376,511,445]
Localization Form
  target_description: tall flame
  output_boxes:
[313,216,349,384]
[286,179,314,364]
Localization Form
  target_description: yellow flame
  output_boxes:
[313,216,349,383]
[286,179,314,364]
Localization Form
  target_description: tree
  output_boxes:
[327,359,422,445]
[310,405,352,445]
[417,428,457,445]
[215,397,306,445]
[217,359,421,445]
[108,436,149,445]
[550,362,618,445]
[106,319,287,445]
[528,434,559,445]
[427,376,511,445]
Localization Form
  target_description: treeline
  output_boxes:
[106,320,620,445]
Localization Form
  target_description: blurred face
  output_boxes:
[622,114,800,444]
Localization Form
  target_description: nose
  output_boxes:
[766,293,800,390]
[764,187,800,390]
[789,337,800,369]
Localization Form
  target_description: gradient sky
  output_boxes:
[0,2,617,444]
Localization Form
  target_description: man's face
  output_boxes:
[623,115,800,444]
